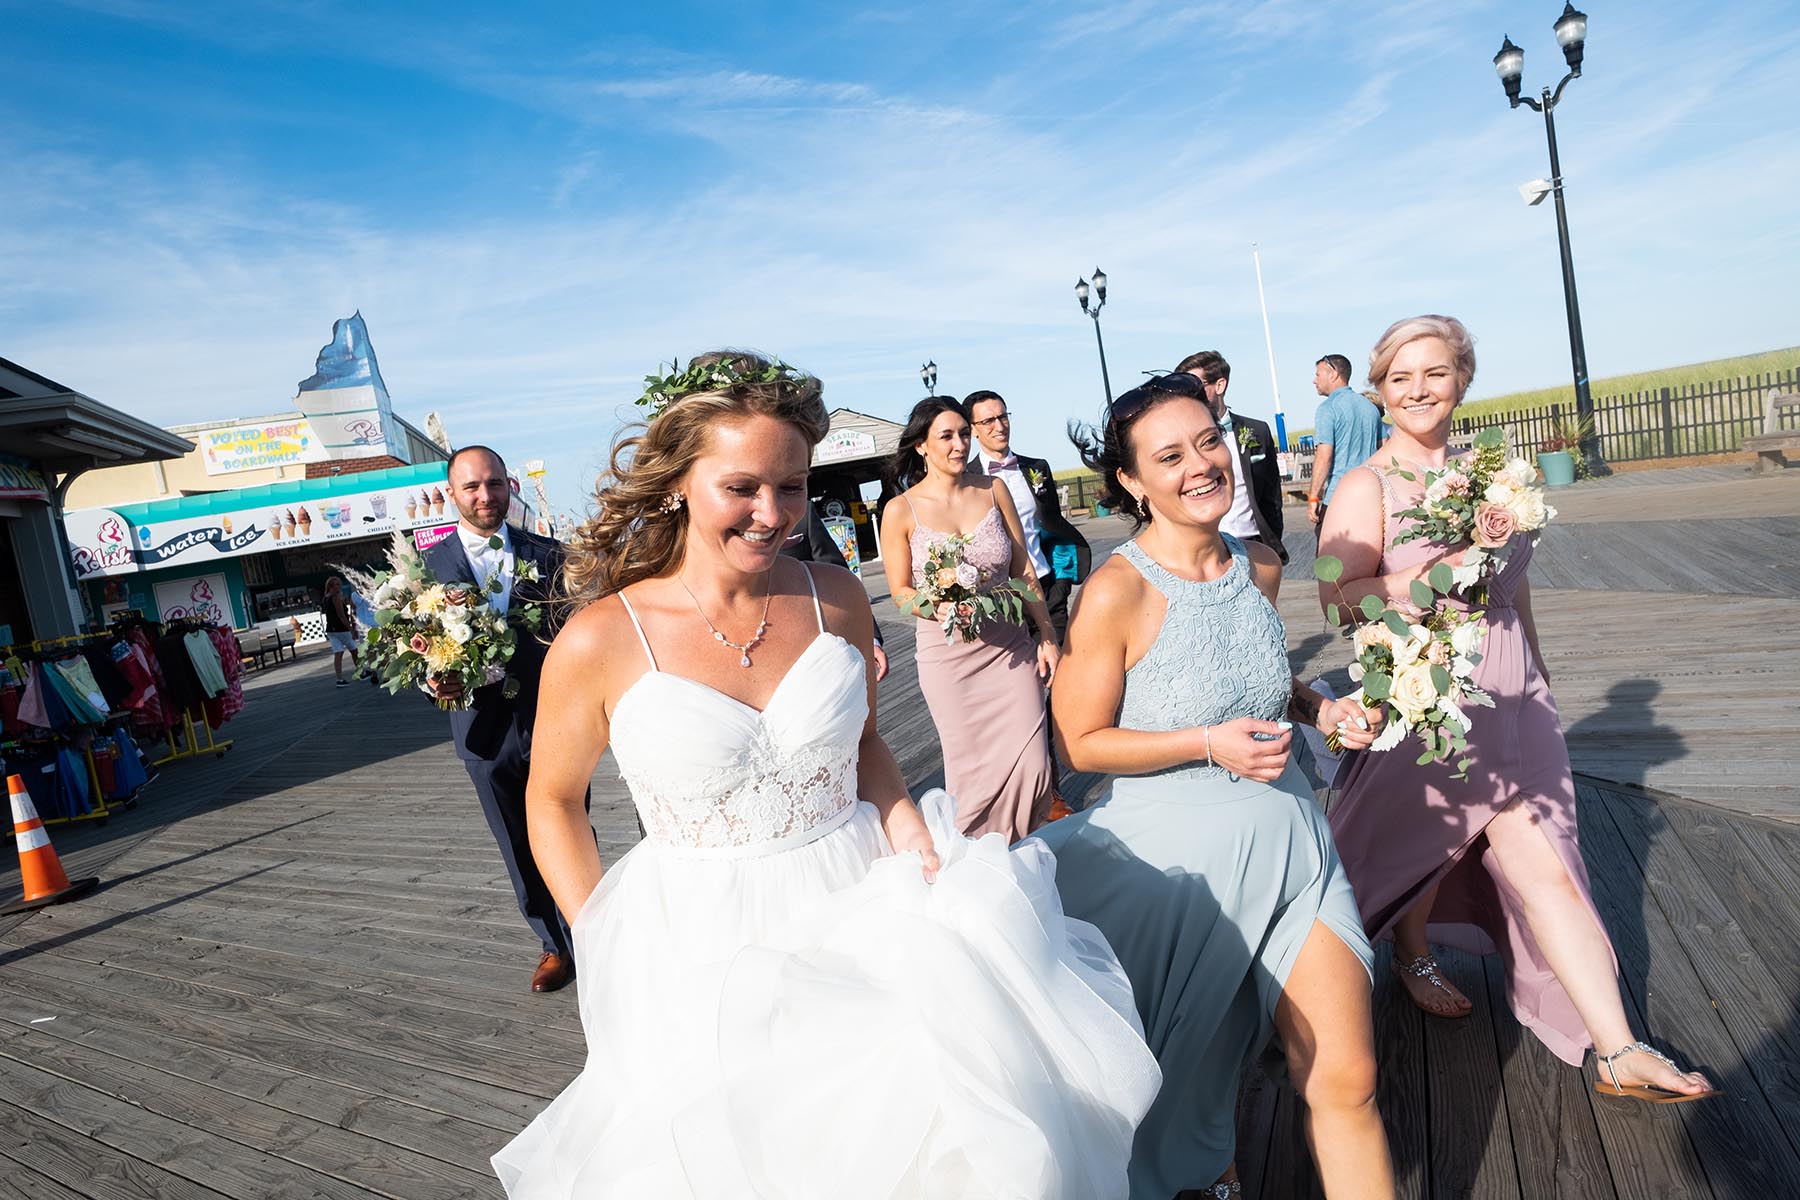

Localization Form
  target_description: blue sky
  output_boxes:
[5,1,1796,517]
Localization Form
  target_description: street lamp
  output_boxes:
[919,360,938,394]
[1074,267,1113,404]
[1494,3,1608,476]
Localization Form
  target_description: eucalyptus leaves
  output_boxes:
[1316,554,1491,777]
[636,356,804,420]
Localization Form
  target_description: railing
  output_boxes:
[1451,368,1798,463]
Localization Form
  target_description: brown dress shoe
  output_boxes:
[531,952,573,993]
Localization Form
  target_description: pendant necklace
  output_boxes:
[680,570,774,668]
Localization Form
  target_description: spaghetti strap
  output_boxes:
[800,562,826,634]
[616,593,658,671]
[1360,463,1392,550]
[900,492,917,519]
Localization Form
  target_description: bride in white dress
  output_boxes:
[492,352,1159,1199]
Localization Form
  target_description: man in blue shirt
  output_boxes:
[1308,354,1384,540]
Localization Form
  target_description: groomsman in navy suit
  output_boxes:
[425,445,587,993]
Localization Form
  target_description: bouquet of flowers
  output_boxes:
[1316,555,1491,777]
[903,534,1034,645]
[1388,429,1556,590]
[344,533,545,710]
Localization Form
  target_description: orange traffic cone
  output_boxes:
[0,774,100,915]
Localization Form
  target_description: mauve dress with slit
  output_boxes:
[1328,464,1614,1065]
[909,501,1054,841]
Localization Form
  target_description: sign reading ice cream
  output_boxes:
[64,467,455,580]
[200,419,329,475]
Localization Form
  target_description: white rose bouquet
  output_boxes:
[1315,554,1492,777]
[1388,429,1556,590]
[343,532,545,710]
[903,533,1034,645]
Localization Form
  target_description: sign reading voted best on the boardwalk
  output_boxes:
[200,419,329,475]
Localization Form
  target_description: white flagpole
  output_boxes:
[1252,244,1288,451]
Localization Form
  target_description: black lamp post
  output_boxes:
[1494,3,1608,476]
[919,360,938,394]
[1074,267,1113,404]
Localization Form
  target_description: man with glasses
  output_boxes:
[963,389,1091,642]
[1176,351,1288,563]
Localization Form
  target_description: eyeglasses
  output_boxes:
[971,411,1011,429]
[1107,372,1205,429]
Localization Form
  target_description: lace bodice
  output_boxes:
[909,503,1011,593]
[1116,536,1292,782]
[609,578,867,855]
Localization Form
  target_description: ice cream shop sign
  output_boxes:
[63,465,454,581]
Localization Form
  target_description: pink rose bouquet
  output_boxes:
[903,533,1034,644]
[1389,429,1556,589]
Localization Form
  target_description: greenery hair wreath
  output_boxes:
[636,356,803,421]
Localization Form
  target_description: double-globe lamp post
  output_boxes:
[919,360,938,395]
[1495,3,1609,476]
[1074,268,1113,404]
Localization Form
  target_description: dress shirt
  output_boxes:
[1214,411,1260,539]
[459,523,515,614]
[973,448,1050,577]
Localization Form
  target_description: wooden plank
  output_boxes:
[0,1053,402,1200]
[1423,947,1523,1199]
[1589,785,1800,1182]
[1569,783,1716,1199]
[1369,941,1430,1200]
[1483,954,1617,1200]
[0,1096,232,1200]
[0,1020,491,1198]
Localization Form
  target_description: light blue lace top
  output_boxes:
[1116,535,1293,782]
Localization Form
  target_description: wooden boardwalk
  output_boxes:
[1,462,1796,1197]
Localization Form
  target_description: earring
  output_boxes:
[658,492,685,515]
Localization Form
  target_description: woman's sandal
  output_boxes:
[1392,953,1472,1018]
[1175,1182,1241,1199]
[1594,1041,1721,1104]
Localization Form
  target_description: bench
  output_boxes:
[234,630,267,671]
[1743,392,1800,474]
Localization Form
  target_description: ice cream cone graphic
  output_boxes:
[405,493,417,520]
[268,513,282,541]
[431,486,445,516]
[283,508,296,539]
[221,516,233,535]
[297,505,312,536]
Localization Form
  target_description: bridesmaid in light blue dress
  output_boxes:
[1038,374,1394,1200]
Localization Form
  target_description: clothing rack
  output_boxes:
[147,618,235,764]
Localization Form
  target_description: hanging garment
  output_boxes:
[52,747,93,819]
[1,684,21,736]
[200,626,245,727]
[109,639,160,713]
[49,656,110,722]
[110,727,149,794]
[154,632,205,714]
[16,665,58,734]
[181,631,228,700]
[83,643,134,710]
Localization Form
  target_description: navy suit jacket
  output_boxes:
[422,526,566,762]
[964,452,1093,582]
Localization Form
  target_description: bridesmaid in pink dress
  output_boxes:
[1321,315,1716,1104]
[881,397,1058,841]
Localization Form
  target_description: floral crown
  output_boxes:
[636,355,802,420]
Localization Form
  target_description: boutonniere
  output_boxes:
[1025,468,1047,491]
[514,559,541,585]
[1235,426,1262,456]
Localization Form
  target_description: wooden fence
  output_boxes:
[1451,368,1798,462]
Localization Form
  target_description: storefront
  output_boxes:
[808,408,906,565]
[61,460,506,643]
[0,357,193,645]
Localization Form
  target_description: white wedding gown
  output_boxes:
[492,572,1160,1198]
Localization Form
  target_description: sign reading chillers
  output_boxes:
[64,475,457,581]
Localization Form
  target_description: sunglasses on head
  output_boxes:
[1107,372,1206,428]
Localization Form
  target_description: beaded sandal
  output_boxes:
[1392,953,1472,1018]
[1594,1041,1721,1104]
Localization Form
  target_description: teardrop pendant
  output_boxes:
[740,654,752,668]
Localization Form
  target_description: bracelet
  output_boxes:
[1202,724,1213,768]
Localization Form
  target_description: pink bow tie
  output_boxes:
[986,459,1013,475]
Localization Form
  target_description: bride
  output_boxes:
[492,351,1159,1198]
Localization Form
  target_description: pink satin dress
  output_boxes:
[1327,465,1615,1065]
[907,500,1054,841]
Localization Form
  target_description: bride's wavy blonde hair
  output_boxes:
[560,350,828,614]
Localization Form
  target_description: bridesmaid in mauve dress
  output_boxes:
[1322,315,1717,1104]
[881,396,1058,841]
